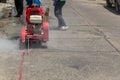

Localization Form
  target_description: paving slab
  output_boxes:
[47,38,116,52]
[20,1,120,80]
[49,25,105,39]
[0,0,120,80]
[22,51,120,80]
[0,51,21,80]
[108,37,120,52]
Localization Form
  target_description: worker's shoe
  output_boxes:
[15,14,22,17]
[59,26,68,31]
[65,26,69,30]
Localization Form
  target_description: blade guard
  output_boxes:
[21,27,26,43]
[42,22,49,42]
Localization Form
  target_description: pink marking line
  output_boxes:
[19,52,25,80]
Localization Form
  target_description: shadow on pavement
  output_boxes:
[104,6,120,15]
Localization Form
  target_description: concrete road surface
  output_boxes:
[0,0,120,80]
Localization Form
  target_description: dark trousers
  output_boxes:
[14,0,23,15]
[54,3,66,27]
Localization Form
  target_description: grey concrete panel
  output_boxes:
[22,51,120,80]
[49,25,104,39]
[47,38,116,52]
[108,37,120,52]
[0,51,21,80]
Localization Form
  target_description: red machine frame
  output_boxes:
[21,7,49,48]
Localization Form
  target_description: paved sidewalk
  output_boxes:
[0,0,120,80]
[20,0,120,80]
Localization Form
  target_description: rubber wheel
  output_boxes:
[40,41,47,48]
[115,1,120,12]
[19,39,26,50]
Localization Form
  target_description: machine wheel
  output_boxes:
[25,40,28,48]
[115,1,120,12]
[106,0,112,7]
[19,38,26,50]
[41,41,47,48]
